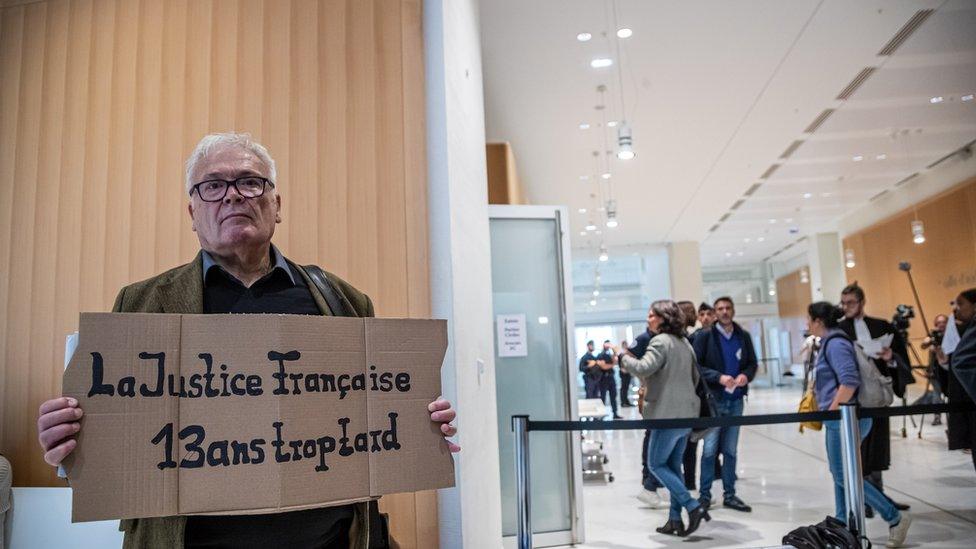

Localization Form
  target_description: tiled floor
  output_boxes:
[569,385,976,548]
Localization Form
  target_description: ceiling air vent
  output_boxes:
[804,109,834,133]
[718,213,731,222]
[870,189,889,202]
[895,172,919,187]
[729,199,746,211]
[708,224,720,233]
[878,10,934,56]
[836,67,876,100]
[760,164,780,179]
[780,140,805,159]
[743,183,762,196]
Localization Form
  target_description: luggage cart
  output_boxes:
[578,398,614,483]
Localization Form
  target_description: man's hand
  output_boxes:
[879,347,894,362]
[428,398,460,453]
[37,397,83,466]
[734,374,749,387]
[719,374,735,389]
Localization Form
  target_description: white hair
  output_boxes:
[184,132,277,195]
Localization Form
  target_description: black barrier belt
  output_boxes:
[522,402,976,432]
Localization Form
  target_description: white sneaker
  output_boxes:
[886,512,911,548]
[636,488,667,509]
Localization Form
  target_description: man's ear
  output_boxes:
[187,202,196,232]
[275,193,282,223]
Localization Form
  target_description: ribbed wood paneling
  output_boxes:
[0,0,434,545]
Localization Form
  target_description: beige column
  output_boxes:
[807,232,846,302]
[668,241,704,302]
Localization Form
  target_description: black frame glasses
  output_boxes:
[190,177,274,202]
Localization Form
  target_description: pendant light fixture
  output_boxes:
[911,219,925,244]
[845,248,856,269]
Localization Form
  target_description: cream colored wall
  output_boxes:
[0,0,435,545]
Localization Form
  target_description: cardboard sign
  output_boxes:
[61,313,455,523]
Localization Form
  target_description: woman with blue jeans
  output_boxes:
[622,300,710,537]
[807,302,911,548]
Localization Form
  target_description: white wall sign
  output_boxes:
[496,314,528,357]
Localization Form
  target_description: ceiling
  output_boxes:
[479,0,976,267]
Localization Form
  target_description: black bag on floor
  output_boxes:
[782,515,871,549]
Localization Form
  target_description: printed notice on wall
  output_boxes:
[496,314,528,357]
[61,313,455,523]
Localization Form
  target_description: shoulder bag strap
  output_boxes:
[303,264,357,317]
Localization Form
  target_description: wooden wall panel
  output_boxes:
[486,141,527,205]
[843,177,976,346]
[775,268,809,321]
[0,0,436,545]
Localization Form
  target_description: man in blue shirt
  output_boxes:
[692,296,757,512]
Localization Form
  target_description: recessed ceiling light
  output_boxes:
[578,208,587,214]
[585,223,597,231]
[595,230,602,235]
[593,289,600,296]
[590,58,613,68]
[876,153,887,160]
[769,218,777,224]
[579,175,589,181]
[743,238,751,243]
[589,299,597,306]
[757,237,765,242]
[601,173,611,179]
[580,231,587,236]
[607,120,619,127]
[785,217,794,223]
[930,96,944,104]
[737,251,744,256]
[616,28,633,38]
[852,155,863,162]
[579,123,590,130]
[962,94,974,102]
[577,32,592,42]
[725,252,732,258]
[803,192,812,199]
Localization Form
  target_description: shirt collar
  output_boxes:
[718,322,735,339]
[201,244,295,286]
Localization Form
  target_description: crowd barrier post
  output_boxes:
[839,403,867,546]
[513,415,532,549]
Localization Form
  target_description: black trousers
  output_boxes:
[683,438,698,490]
[598,376,618,415]
[620,372,633,406]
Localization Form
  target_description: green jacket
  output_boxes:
[112,251,375,549]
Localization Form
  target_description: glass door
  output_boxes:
[489,205,582,547]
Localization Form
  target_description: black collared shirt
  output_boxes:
[187,246,354,548]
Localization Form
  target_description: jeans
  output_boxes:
[647,428,701,520]
[824,419,901,525]
[699,396,744,501]
[641,429,663,491]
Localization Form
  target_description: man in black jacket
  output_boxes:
[692,296,756,512]
[838,283,911,513]
[579,340,599,398]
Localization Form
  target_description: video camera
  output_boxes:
[891,304,914,336]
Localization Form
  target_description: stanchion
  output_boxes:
[839,403,866,547]
[513,415,532,549]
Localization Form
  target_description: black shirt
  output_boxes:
[579,352,598,376]
[187,247,354,548]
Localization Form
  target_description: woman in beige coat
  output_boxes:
[622,300,710,537]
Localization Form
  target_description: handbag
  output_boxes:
[689,363,718,443]
[798,389,822,432]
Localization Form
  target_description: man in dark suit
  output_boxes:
[949,288,976,472]
[36,132,460,548]
[838,283,911,512]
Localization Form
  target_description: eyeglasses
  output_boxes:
[190,177,274,202]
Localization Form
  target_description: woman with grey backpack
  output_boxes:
[807,302,910,548]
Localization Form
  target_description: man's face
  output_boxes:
[840,293,864,319]
[715,301,734,326]
[698,310,716,328]
[586,342,594,352]
[187,146,281,255]
[603,342,612,351]
[934,315,948,332]
[954,296,975,324]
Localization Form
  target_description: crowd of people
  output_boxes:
[579,284,976,547]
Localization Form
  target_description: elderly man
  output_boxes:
[37,133,460,548]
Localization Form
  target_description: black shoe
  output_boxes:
[683,506,711,536]
[697,496,713,510]
[723,495,752,512]
[865,505,875,518]
[613,414,624,419]
[893,501,911,511]
[655,519,685,536]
